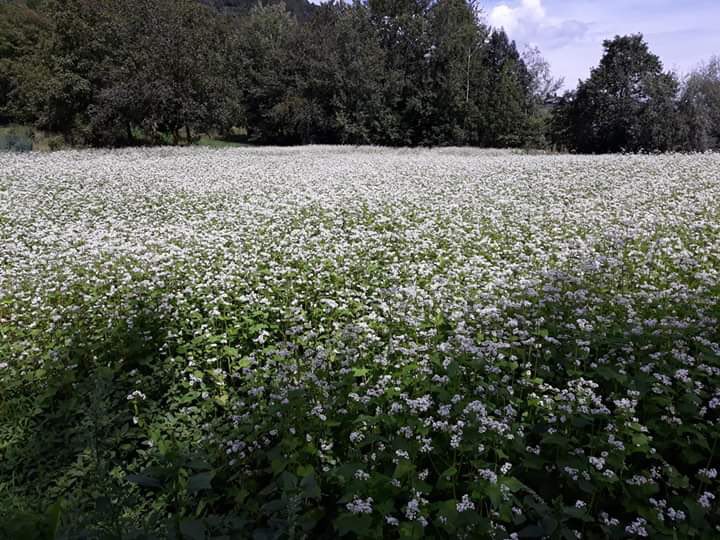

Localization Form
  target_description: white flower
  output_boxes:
[456,494,475,512]
[625,517,648,537]
[478,468,498,484]
[253,330,270,344]
[346,496,373,514]
[667,508,685,521]
[698,492,715,509]
[126,390,146,401]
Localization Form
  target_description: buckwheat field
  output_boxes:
[1,147,719,539]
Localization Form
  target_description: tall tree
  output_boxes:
[366,0,434,145]
[522,45,564,148]
[522,45,563,104]
[476,29,533,147]
[423,0,488,145]
[0,1,51,125]
[556,34,680,153]
[296,2,396,144]
[33,0,113,141]
[93,0,237,145]
[20,0,240,145]
[237,3,300,143]
[678,56,720,151]
[200,0,317,20]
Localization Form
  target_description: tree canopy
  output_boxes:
[0,1,717,152]
[553,34,683,153]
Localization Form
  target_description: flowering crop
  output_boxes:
[1,147,719,538]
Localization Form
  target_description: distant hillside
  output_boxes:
[200,0,318,20]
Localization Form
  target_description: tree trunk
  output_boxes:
[185,125,192,145]
[466,50,472,103]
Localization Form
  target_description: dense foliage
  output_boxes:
[2,1,719,151]
[550,38,720,154]
[551,35,679,153]
[0,0,590,149]
[200,0,318,20]
[2,148,720,538]
[678,56,720,152]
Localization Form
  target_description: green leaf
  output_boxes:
[237,357,252,369]
[541,515,558,535]
[393,460,415,479]
[46,500,63,538]
[503,476,526,493]
[485,484,502,508]
[685,500,706,527]
[300,473,321,499]
[180,519,206,540]
[518,524,545,538]
[668,471,689,489]
[223,346,239,357]
[187,471,214,493]
[299,508,325,532]
[271,458,287,474]
[437,466,458,489]
[562,506,593,522]
[399,521,425,539]
[262,499,286,513]
[279,471,298,490]
[126,473,163,488]
[189,458,212,470]
[296,464,314,477]
[335,513,372,536]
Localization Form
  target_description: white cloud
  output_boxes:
[488,0,588,49]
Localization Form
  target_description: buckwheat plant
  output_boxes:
[1,147,719,538]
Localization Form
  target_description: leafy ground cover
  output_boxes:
[0,147,719,539]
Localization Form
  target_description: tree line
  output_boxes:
[1,0,719,152]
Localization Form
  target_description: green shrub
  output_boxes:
[0,126,33,152]
[45,135,65,151]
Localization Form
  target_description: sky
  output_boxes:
[485,0,720,88]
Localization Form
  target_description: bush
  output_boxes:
[0,126,33,152]
[45,135,65,152]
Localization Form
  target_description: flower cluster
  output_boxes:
[1,148,719,538]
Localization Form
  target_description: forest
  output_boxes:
[0,0,719,152]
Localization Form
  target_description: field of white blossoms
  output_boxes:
[1,147,719,539]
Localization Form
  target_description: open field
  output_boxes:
[1,147,719,538]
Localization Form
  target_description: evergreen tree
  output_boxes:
[477,29,533,147]
[302,2,395,144]
[423,0,487,145]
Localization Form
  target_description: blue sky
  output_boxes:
[485,0,720,88]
